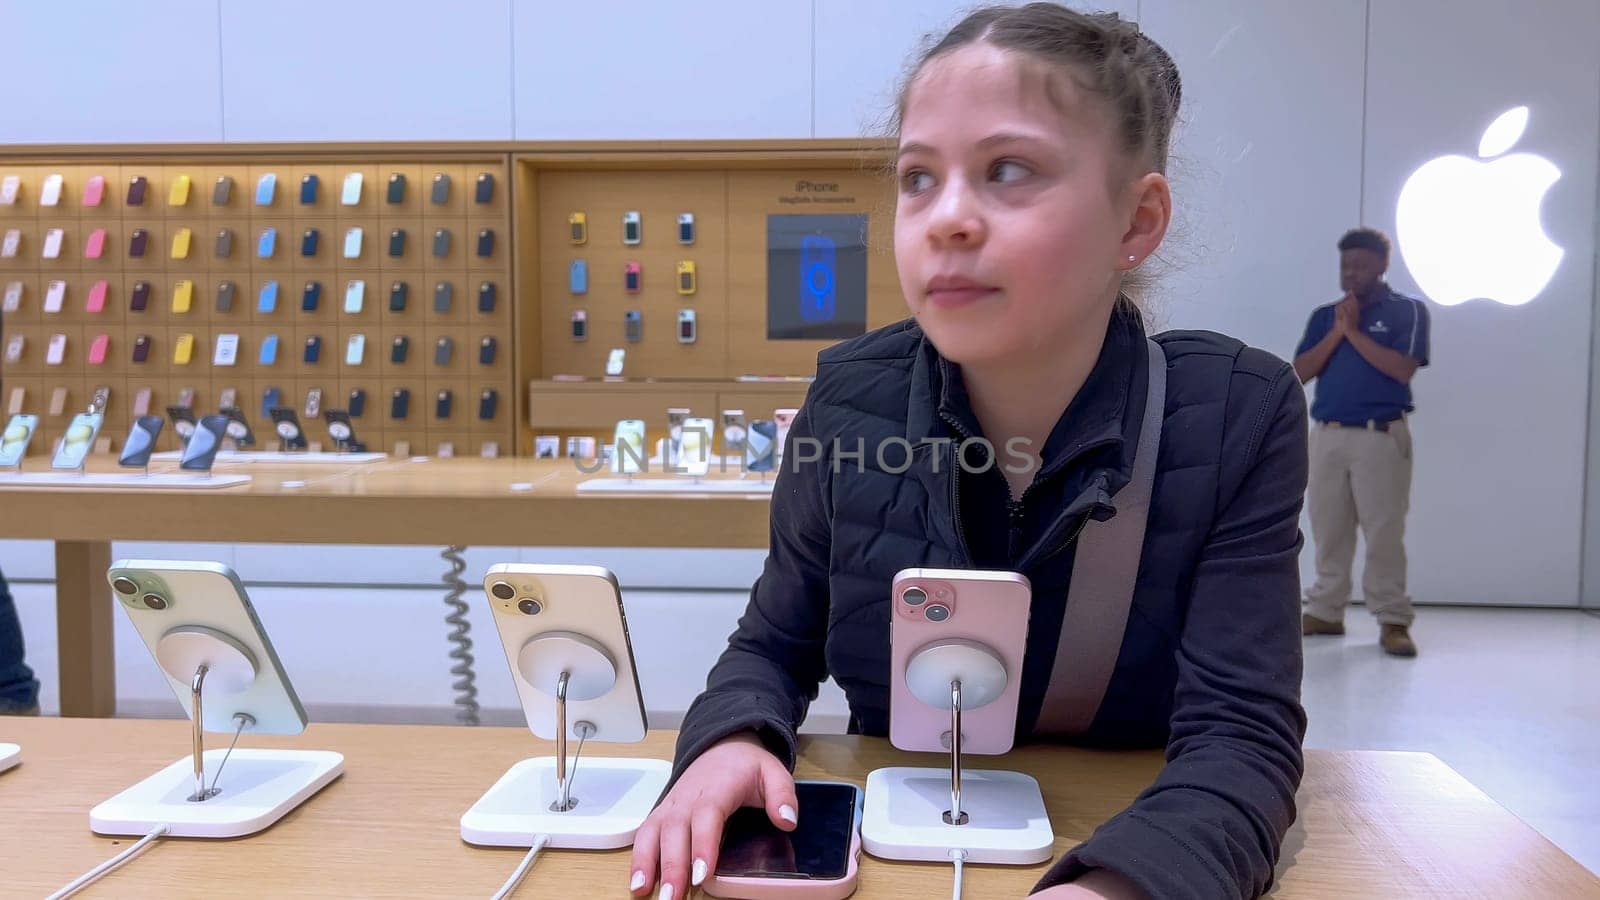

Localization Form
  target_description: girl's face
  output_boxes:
[895,44,1154,367]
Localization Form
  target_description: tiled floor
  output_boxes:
[1300,606,1600,877]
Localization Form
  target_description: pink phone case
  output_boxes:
[85,280,108,313]
[88,333,109,365]
[704,813,862,900]
[82,175,105,207]
[85,228,106,259]
[889,568,1031,755]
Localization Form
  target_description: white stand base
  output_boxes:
[0,742,18,773]
[460,756,672,849]
[150,450,387,465]
[862,767,1054,865]
[0,472,251,489]
[90,749,343,838]
[577,477,773,495]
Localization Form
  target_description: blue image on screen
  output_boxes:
[799,235,837,323]
[767,214,867,340]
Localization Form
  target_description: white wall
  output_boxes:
[2,0,1599,722]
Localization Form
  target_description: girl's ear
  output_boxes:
[1118,172,1171,270]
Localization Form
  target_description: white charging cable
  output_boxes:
[949,847,968,900]
[48,823,170,900]
[490,833,552,900]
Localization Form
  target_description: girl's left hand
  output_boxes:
[1032,868,1147,899]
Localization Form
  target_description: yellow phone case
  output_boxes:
[169,174,192,207]
[172,279,194,314]
[170,227,192,259]
[677,260,697,295]
[569,212,587,245]
[173,332,195,365]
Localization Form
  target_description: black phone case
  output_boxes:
[388,229,406,257]
[386,173,406,204]
[216,281,236,313]
[433,281,453,313]
[215,229,234,258]
[348,389,366,418]
[478,389,498,421]
[391,388,410,419]
[474,172,494,204]
[435,389,453,420]
[391,336,409,364]
[212,176,233,206]
[430,173,450,205]
[477,281,496,313]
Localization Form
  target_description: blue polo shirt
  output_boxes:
[1296,285,1430,423]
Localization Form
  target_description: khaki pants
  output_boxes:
[1303,419,1415,626]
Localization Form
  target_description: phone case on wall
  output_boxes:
[170,227,193,259]
[88,333,110,365]
[104,560,310,735]
[214,333,239,367]
[624,262,641,293]
[302,281,321,312]
[132,334,152,364]
[434,337,453,366]
[257,227,276,258]
[433,281,453,313]
[677,310,697,344]
[131,280,151,312]
[299,174,319,205]
[45,333,67,365]
[475,229,494,258]
[388,228,406,258]
[3,335,22,364]
[2,281,21,313]
[85,228,106,259]
[0,174,20,205]
[303,335,322,364]
[568,212,587,245]
[474,172,494,204]
[569,260,588,294]
[304,388,322,419]
[86,280,108,313]
[173,333,195,365]
[390,336,409,364]
[255,172,277,206]
[430,173,451,205]
[214,228,233,258]
[435,389,452,420]
[889,568,1031,755]
[42,228,63,259]
[213,175,234,206]
[389,282,409,312]
[118,416,165,467]
[478,389,497,421]
[259,334,279,366]
[172,280,194,314]
[432,228,450,258]
[168,174,191,207]
[677,260,697,295]
[390,388,410,420]
[622,210,641,245]
[344,280,365,314]
[44,280,66,314]
[340,172,363,205]
[482,564,649,743]
[0,414,39,467]
[478,336,496,365]
[217,280,237,313]
[258,280,279,313]
[477,281,496,313]
[570,309,587,342]
[52,412,104,469]
[259,389,281,420]
[343,227,362,259]
[386,173,406,204]
[40,173,63,206]
[348,389,366,418]
[624,310,642,342]
[1,228,19,258]
[128,228,148,258]
[127,175,149,206]
[301,228,319,258]
[677,212,695,245]
[345,334,365,366]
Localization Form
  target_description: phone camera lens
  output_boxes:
[518,598,543,616]
[925,604,950,622]
[490,581,515,601]
[112,576,138,595]
[902,586,928,606]
[143,593,168,610]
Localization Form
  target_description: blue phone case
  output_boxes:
[302,282,321,312]
[479,389,497,421]
[255,173,277,205]
[478,281,496,313]
[391,389,410,419]
[390,281,409,312]
[258,280,279,313]
[257,227,276,258]
[479,337,496,365]
[304,336,321,363]
[262,387,281,419]
[299,174,319,204]
[570,260,588,294]
[301,228,319,257]
[434,281,453,313]
[476,229,494,258]
[259,334,279,365]
[349,389,366,418]
[388,229,406,257]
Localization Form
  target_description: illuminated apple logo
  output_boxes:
[1395,106,1563,306]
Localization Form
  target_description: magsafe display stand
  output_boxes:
[89,560,342,838]
[0,742,19,773]
[863,643,1054,865]
[461,564,670,849]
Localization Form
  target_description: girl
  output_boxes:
[632,5,1306,899]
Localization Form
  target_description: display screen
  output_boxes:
[766,215,867,340]
[716,782,856,880]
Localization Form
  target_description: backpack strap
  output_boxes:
[1033,337,1167,736]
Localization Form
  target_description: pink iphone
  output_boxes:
[705,781,862,900]
[889,567,1031,755]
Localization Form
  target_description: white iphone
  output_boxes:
[483,564,647,743]
[612,419,647,474]
[681,416,713,477]
[105,560,310,735]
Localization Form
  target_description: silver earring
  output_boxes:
[1127,255,1137,263]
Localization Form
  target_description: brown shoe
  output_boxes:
[1302,613,1345,636]
[1380,624,1418,657]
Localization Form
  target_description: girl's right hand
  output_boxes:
[628,730,799,900]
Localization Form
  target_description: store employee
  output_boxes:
[1294,227,1430,657]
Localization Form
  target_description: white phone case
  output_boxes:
[214,333,240,367]
[340,172,363,205]
[45,333,66,366]
[622,210,641,245]
[42,228,63,259]
[2,229,20,258]
[2,281,21,313]
[105,560,309,735]
[4,336,23,364]
[343,227,363,259]
[44,280,66,314]
[345,333,365,366]
[39,173,63,206]
[343,279,365,314]
[0,175,18,205]
[483,564,648,743]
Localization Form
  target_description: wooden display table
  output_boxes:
[0,457,771,717]
[0,718,1595,898]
